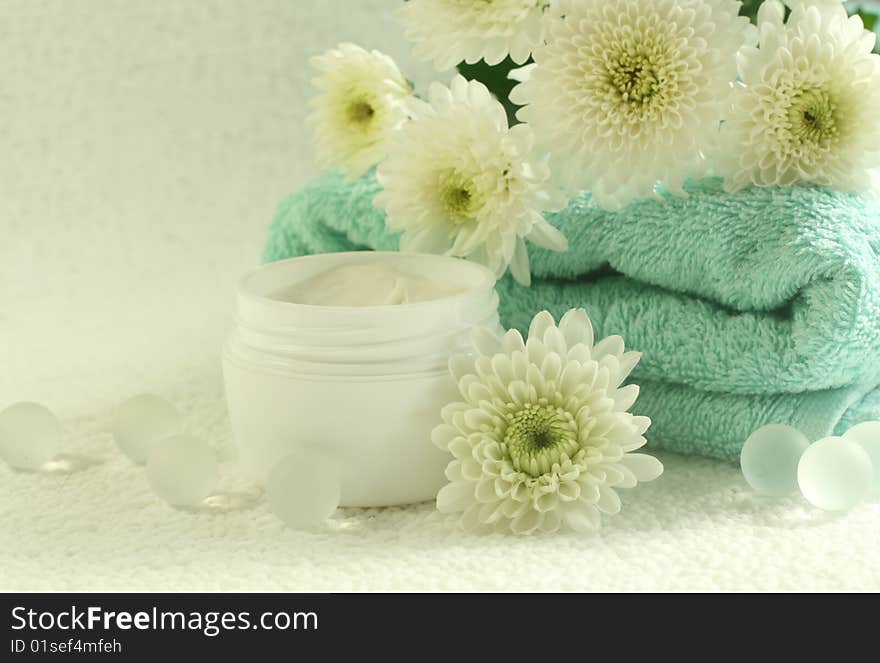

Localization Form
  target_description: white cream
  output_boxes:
[276,261,465,306]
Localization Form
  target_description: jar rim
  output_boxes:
[238,251,497,315]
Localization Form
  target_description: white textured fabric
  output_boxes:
[2,0,879,592]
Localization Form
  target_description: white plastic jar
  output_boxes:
[222,251,500,507]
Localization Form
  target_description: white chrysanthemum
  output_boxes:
[432,309,663,535]
[399,0,550,70]
[509,0,753,211]
[718,1,880,192]
[307,43,412,178]
[375,75,568,286]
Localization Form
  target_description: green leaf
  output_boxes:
[739,0,764,23]
[457,57,530,127]
[857,8,878,33]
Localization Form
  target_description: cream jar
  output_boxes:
[222,251,500,507]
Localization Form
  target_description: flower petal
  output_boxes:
[460,502,492,534]
[436,481,474,513]
[558,308,594,349]
[463,408,493,431]
[616,351,642,384]
[596,486,621,515]
[524,337,548,367]
[490,354,515,384]
[431,424,459,450]
[528,310,555,342]
[619,435,646,453]
[510,508,542,535]
[612,384,640,411]
[614,463,638,489]
[559,362,586,398]
[510,351,530,381]
[475,478,500,503]
[577,480,600,504]
[509,237,532,286]
[500,329,526,354]
[620,453,664,482]
[539,509,563,533]
[534,491,559,513]
[593,335,625,360]
[507,380,531,405]
[540,352,563,383]
[440,401,468,423]
[567,343,592,364]
[632,416,652,436]
[563,504,600,533]
[558,479,581,502]
[466,380,493,404]
[503,496,529,518]
[447,436,473,459]
[542,325,568,357]
[527,220,569,252]
[460,458,483,481]
[479,500,507,524]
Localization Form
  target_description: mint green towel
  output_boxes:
[263,173,880,461]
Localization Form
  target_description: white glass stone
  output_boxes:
[740,423,810,496]
[145,435,219,506]
[112,394,182,464]
[797,436,873,511]
[0,402,64,470]
[267,450,340,530]
[843,421,880,491]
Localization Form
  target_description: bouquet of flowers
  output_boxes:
[307,0,880,286]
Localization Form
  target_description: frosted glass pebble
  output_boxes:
[740,424,810,496]
[113,394,182,464]
[267,450,340,530]
[0,402,64,470]
[145,435,219,506]
[797,437,873,511]
[843,421,880,491]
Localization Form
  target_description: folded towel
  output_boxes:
[263,173,880,460]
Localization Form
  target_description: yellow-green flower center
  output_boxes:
[788,87,838,148]
[609,50,661,105]
[438,170,481,224]
[502,403,580,477]
[346,98,376,127]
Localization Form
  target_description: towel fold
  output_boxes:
[263,173,880,460]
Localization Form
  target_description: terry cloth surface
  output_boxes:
[264,174,880,460]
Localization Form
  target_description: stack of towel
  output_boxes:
[263,174,880,460]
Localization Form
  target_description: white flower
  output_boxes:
[375,75,568,286]
[399,0,550,70]
[509,0,753,211]
[718,1,880,192]
[432,309,663,535]
[307,43,412,178]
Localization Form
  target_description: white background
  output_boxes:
[2,0,878,591]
